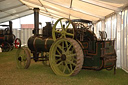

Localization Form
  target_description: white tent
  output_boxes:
[0,0,128,23]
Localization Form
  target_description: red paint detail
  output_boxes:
[15,39,20,49]
[15,41,19,45]
[0,37,4,39]
[2,43,4,47]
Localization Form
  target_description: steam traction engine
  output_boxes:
[0,21,21,52]
[16,8,116,76]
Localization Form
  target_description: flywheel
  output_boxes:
[52,18,75,41]
[49,38,84,76]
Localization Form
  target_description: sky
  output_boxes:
[0,14,57,29]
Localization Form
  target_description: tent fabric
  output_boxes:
[0,0,128,23]
[0,0,33,23]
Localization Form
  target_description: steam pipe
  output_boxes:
[33,8,40,35]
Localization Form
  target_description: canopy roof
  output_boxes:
[0,0,128,23]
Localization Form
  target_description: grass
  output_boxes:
[0,49,128,85]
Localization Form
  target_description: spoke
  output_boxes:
[66,44,73,52]
[57,45,65,53]
[56,61,63,66]
[65,61,71,73]
[66,32,74,37]
[16,43,20,45]
[67,53,77,58]
[19,61,21,64]
[15,46,18,48]
[56,58,61,62]
[65,41,68,48]
[66,59,76,66]
[16,41,19,43]
[65,22,71,31]
[55,54,61,57]
[19,62,22,67]
[23,60,26,66]
[62,34,66,38]
[23,56,27,61]
[71,47,75,53]
[60,31,66,38]
[59,35,63,38]
[72,57,77,61]
[20,57,23,62]
[56,49,61,55]
[54,30,61,33]
[15,41,18,43]
[62,64,66,73]
[69,64,73,72]
[20,52,26,61]
[60,21,63,30]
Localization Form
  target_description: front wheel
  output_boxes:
[16,48,31,69]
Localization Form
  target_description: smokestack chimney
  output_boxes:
[9,21,12,34]
[33,8,40,35]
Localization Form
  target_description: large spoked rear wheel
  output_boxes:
[49,38,84,76]
[16,48,31,69]
[52,18,75,41]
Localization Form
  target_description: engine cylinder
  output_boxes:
[28,36,54,52]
